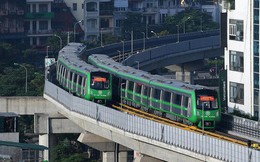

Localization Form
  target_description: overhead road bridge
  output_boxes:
[82,30,220,58]
[122,35,221,71]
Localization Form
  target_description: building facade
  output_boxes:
[25,0,54,48]
[224,0,259,119]
[82,0,221,41]
[0,0,26,43]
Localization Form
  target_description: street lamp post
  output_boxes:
[100,28,104,47]
[135,61,139,70]
[184,17,190,33]
[141,32,145,51]
[117,50,121,62]
[74,20,83,42]
[151,31,159,38]
[53,34,62,49]
[121,82,126,108]
[200,15,203,32]
[14,63,27,93]
[202,102,205,134]
[176,25,179,43]
[215,57,218,77]
[131,30,133,55]
[121,40,125,61]
[46,46,50,58]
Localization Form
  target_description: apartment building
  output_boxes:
[0,0,26,43]
[82,0,221,41]
[224,0,259,119]
[25,0,54,48]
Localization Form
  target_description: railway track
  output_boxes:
[112,103,257,149]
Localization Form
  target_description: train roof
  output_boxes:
[88,54,211,92]
[58,43,106,73]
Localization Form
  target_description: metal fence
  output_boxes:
[220,113,260,142]
[44,81,260,162]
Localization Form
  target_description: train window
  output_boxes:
[66,69,70,87]
[90,72,110,90]
[121,80,126,89]
[73,73,77,83]
[135,83,142,94]
[182,96,189,107]
[83,78,88,95]
[172,93,181,105]
[78,75,82,85]
[153,89,161,100]
[70,71,73,81]
[141,85,148,96]
[128,81,134,91]
[81,77,84,95]
[163,91,171,103]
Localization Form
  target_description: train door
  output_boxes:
[126,80,134,105]
[133,82,142,106]
[150,88,161,108]
[141,85,148,106]
[161,91,171,112]
[76,75,81,94]
[120,79,126,104]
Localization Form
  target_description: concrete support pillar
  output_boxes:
[118,152,128,162]
[102,152,114,162]
[39,134,57,161]
[102,151,128,162]
[39,134,49,161]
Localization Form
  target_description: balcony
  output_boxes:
[26,12,54,19]
[143,7,158,13]
[27,29,53,35]
[17,10,24,15]
[0,27,24,34]
[9,10,17,15]
[99,10,113,16]
[0,10,8,16]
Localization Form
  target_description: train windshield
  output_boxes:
[91,72,110,90]
[195,89,218,110]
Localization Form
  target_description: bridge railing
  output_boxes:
[44,81,260,162]
[123,35,221,69]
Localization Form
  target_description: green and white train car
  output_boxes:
[88,54,221,129]
[56,43,112,105]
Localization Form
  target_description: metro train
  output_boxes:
[56,43,112,105]
[56,43,221,129]
[88,54,222,129]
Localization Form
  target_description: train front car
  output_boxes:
[193,89,221,129]
[56,43,112,105]
[88,71,112,105]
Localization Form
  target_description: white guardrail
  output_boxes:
[44,81,260,162]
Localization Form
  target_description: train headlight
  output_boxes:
[197,111,200,116]
[216,111,219,117]
[107,91,111,96]
[90,90,93,95]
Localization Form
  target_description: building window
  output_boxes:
[39,21,48,30]
[229,19,243,41]
[73,3,77,11]
[229,50,244,72]
[116,19,123,27]
[230,82,244,104]
[86,2,96,11]
[39,4,48,12]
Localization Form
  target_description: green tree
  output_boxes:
[0,64,44,96]
[164,8,219,34]
[51,138,88,162]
